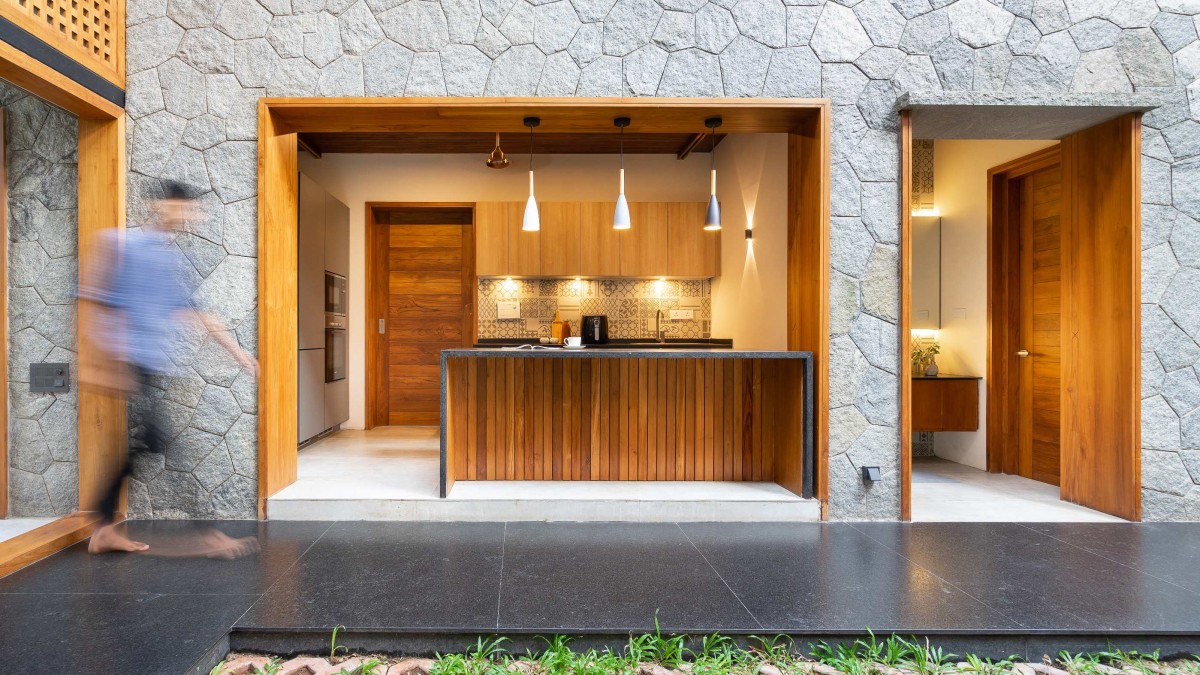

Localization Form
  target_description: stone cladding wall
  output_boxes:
[125,0,1200,520]
[2,81,80,517]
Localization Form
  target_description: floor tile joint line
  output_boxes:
[496,522,507,631]
[674,522,764,631]
[845,523,1028,631]
[228,520,340,633]
[1013,522,1200,598]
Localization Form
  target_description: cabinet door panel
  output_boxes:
[325,192,350,277]
[581,201,620,276]
[538,202,581,277]
[667,202,720,277]
[911,379,979,432]
[474,201,509,276]
[507,201,540,276]
[298,173,326,350]
[619,202,669,277]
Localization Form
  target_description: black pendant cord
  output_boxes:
[710,127,715,172]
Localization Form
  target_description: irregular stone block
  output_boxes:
[811,3,872,62]
[379,0,451,51]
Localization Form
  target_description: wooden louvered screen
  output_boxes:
[445,356,808,490]
[1,0,124,86]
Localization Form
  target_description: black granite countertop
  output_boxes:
[443,347,813,359]
[912,374,983,380]
[474,338,734,349]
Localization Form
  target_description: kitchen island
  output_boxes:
[439,348,813,499]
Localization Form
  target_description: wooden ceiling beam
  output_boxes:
[297,135,322,159]
[267,97,824,135]
[295,131,726,155]
[676,133,725,160]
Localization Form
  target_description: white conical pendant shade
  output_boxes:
[522,169,540,231]
[613,167,630,230]
[704,193,721,230]
[614,193,631,230]
[523,194,540,231]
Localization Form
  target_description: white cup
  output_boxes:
[564,336,582,347]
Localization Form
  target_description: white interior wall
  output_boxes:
[710,134,789,351]
[298,139,787,429]
[930,139,1058,469]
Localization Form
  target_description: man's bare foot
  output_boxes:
[88,523,149,554]
[200,531,260,560]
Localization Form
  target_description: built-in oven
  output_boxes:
[325,271,347,318]
[325,315,346,383]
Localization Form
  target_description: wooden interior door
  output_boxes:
[988,146,1062,485]
[988,115,1141,520]
[1018,163,1062,486]
[374,207,474,426]
[1059,114,1141,520]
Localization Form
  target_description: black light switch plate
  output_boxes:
[30,362,69,393]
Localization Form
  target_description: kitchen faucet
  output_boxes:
[655,309,666,343]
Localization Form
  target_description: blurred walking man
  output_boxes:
[80,181,259,557]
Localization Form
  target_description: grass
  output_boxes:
[210,628,1200,675]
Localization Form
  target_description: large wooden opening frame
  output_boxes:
[0,54,125,575]
[898,112,1142,521]
[257,98,831,518]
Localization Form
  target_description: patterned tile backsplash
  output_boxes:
[477,278,712,341]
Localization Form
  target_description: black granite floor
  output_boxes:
[1,521,1199,674]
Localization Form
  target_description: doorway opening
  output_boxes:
[257,99,831,521]
[901,107,1143,523]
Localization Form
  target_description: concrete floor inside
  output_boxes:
[268,426,819,522]
[0,518,54,544]
[911,457,1122,522]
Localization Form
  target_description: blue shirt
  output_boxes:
[90,230,193,373]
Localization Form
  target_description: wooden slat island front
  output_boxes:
[439,349,814,499]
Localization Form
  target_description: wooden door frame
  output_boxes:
[986,146,1061,477]
[258,98,830,518]
[900,112,912,520]
[899,114,1142,522]
[365,202,477,430]
[1,108,6,520]
[1,47,125,573]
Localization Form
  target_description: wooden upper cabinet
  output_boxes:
[475,200,720,278]
[619,202,670,277]
[538,202,581,277]
[507,201,541,276]
[667,202,720,277]
[474,201,508,276]
[580,202,621,277]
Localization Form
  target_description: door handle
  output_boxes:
[1016,349,1029,358]
[378,319,386,335]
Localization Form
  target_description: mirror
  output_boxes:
[911,216,941,330]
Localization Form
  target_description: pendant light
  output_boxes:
[704,116,722,231]
[613,116,631,230]
[522,116,541,232]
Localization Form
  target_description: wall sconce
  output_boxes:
[744,229,753,240]
[862,466,882,482]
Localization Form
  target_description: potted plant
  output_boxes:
[911,337,941,377]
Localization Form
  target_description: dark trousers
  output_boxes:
[97,366,166,523]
